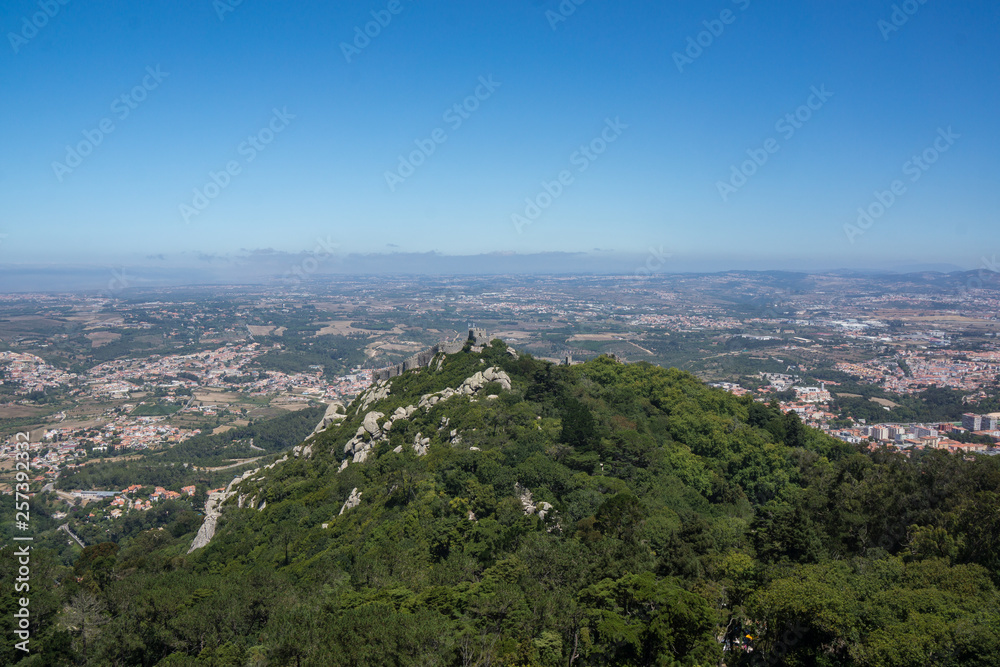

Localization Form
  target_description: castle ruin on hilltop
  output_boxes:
[374,328,492,381]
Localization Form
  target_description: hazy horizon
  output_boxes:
[0,249,991,294]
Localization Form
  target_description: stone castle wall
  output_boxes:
[374,329,489,382]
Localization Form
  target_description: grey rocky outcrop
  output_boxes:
[417,366,512,408]
[518,485,536,516]
[187,454,289,552]
[516,483,555,522]
[336,366,511,471]
[188,489,233,553]
[295,402,347,458]
[311,401,346,435]
[340,409,390,465]
[362,411,383,435]
[339,487,362,515]
[357,380,390,414]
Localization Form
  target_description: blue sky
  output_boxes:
[1,0,998,275]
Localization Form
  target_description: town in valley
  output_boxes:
[3,270,999,551]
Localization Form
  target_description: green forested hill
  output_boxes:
[5,340,1000,666]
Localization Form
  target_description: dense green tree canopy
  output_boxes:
[6,343,1000,665]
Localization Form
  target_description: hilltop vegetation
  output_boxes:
[5,341,1000,666]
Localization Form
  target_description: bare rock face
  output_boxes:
[518,485,536,515]
[188,489,233,553]
[416,366,512,409]
[297,403,347,459]
[339,487,362,515]
[458,367,511,394]
[362,411,384,435]
[512,484,560,531]
[358,381,391,413]
[337,409,395,466]
[413,433,431,456]
[188,454,292,551]
[311,401,346,435]
[516,485,554,518]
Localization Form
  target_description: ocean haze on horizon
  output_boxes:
[0,250,975,293]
